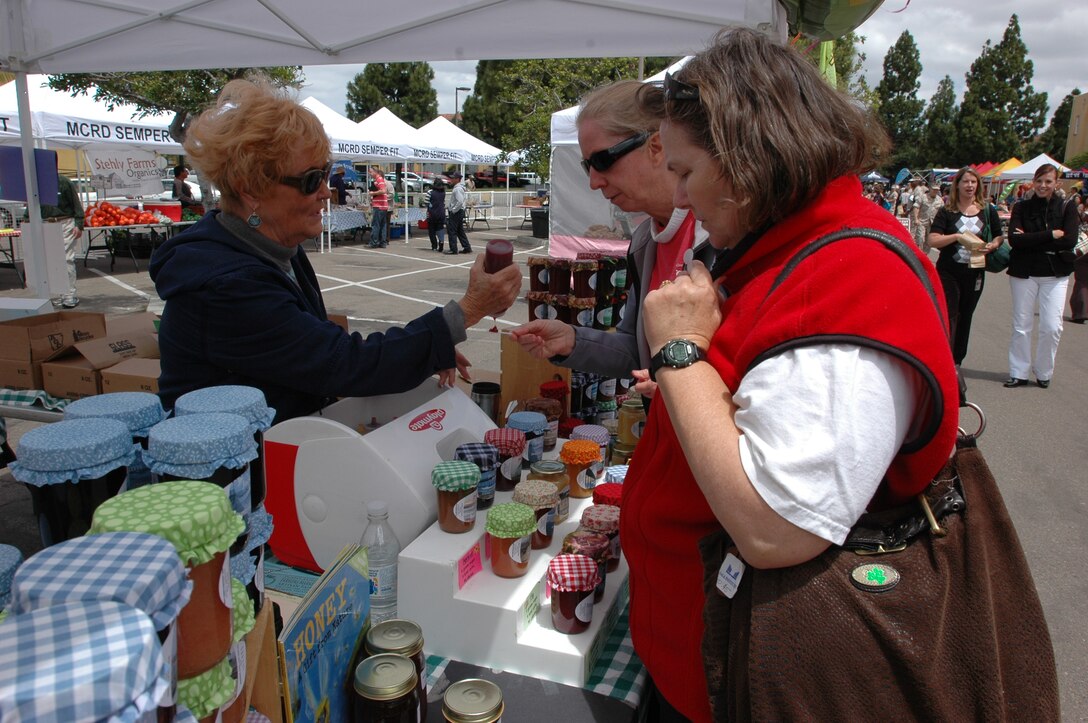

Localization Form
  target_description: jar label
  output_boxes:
[509,536,531,564]
[254,551,266,594]
[596,307,613,327]
[537,508,555,536]
[454,491,478,523]
[162,622,178,705]
[370,562,398,598]
[596,409,616,423]
[545,419,559,443]
[533,302,557,320]
[524,436,544,464]
[230,641,247,699]
[477,470,496,501]
[500,455,521,482]
[227,468,252,517]
[611,269,627,288]
[575,593,595,624]
[584,381,599,401]
[610,534,621,560]
[535,267,549,286]
[597,378,616,398]
[557,489,570,521]
[220,552,233,609]
[587,271,598,291]
[577,466,599,491]
[576,308,594,326]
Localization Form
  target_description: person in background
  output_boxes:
[425,180,447,252]
[329,164,349,205]
[511,79,711,400]
[368,165,390,248]
[914,183,944,251]
[40,171,84,308]
[1069,193,1088,324]
[445,170,472,255]
[1003,163,1079,387]
[172,165,198,209]
[927,166,1003,367]
[625,28,960,720]
[149,79,522,423]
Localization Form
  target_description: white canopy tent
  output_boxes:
[998,153,1071,180]
[299,96,408,161]
[1,0,788,295]
[416,116,505,167]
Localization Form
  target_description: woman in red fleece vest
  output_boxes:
[622,29,961,721]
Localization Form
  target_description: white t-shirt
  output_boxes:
[734,344,925,544]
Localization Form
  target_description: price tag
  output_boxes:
[456,540,484,589]
[715,553,745,599]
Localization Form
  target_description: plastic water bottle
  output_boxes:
[360,500,401,624]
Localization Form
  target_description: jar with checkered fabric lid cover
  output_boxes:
[432,460,480,534]
[455,442,500,510]
[547,553,601,634]
[484,427,526,492]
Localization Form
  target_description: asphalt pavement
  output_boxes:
[1,226,1086,718]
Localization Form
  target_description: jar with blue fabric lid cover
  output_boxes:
[63,391,166,490]
[10,417,135,546]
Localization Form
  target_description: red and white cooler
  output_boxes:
[263,381,496,572]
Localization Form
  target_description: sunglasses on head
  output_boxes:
[581,132,651,175]
[663,72,700,102]
[280,162,333,195]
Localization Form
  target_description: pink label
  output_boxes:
[457,541,484,589]
[408,408,447,432]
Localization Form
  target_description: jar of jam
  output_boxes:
[610,442,636,466]
[559,440,601,499]
[484,238,513,273]
[63,391,166,491]
[561,529,611,603]
[353,653,419,723]
[595,399,617,426]
[571,424,610,466]
[512,480,559,549]
[539,379,570,418]
[366,619,427,723]
[442,678,504,723]
[0,544,22,610]
[90,480,244,679]
[144,412,259,518]
[10,418,134,546]
[616,397,646,446]
[523,397,562,451]
[580,504,622,572]
[568,372,585,415]
[485,503,536,578]
[173,385,275,513]
[505,411,548,470]
[455,443,500,511]
[547,258,571,296]
[9,531,191,721]
[484,428,526,492]
[432,461,480,534]
[527,460,569,524]
[592,483,623,509]
[178,655,234,722]
[547,554,601,634]
[527,255,549,292]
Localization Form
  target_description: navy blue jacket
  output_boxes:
[150,212,456,422]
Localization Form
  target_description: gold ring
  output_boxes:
[659,280,673,289]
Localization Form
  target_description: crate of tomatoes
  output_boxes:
[85,201,168,228]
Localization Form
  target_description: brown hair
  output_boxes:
[183,78,329,211]
[578,79,665,137]
[1033,163,1059,182]
[660,27,890,232]
[945,166,984,211]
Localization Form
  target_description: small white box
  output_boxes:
[0,297,52,322]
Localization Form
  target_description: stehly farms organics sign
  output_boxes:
[85,150,169,196]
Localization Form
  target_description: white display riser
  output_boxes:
[398,488,628,689]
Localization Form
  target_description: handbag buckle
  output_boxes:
[918,493,946,537]
[855,543,907,556]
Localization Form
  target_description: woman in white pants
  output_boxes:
[1004,164,1079,388]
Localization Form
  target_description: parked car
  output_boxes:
[397,172,432,193]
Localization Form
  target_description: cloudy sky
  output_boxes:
[299,2,1086,123]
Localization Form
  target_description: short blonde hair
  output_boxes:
[578,79,665,137]
[184,78,329,209]
[945,167,984,211]
[663,28,890,232]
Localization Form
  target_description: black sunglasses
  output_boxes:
[663,72,700,102]
[581,132,651,175]
[280,162,333,195]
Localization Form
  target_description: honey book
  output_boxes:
[277,543,371,723]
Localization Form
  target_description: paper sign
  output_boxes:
[85,149,168,196]
[456,540,484,589]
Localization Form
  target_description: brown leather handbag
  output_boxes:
[698,230,1060,721]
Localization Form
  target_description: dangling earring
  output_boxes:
[247,207,261,227]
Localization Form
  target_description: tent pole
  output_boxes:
[14,71,50,298]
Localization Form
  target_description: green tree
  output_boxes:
[919,76,958,167]
[793,32,875,105]
[875,31,924,170]
[345,63,438,126]
[462,57,672,180]
[955,14,1047,164]
[1030,89,1081,160]
[47,68,303,145]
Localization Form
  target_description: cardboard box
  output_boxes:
[100,357,160,393]
[499,333,571,424]
[0,358,39,391]
[0,311,107,363]
[105,311,159,337]
[73,331,159,370]
[42,355,101,399]
[0,298,53,322]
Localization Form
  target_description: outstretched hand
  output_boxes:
[509,320,576,360]
[458,255,523,327]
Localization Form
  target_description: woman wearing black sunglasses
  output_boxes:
[150,79,522,423]
[511,79,711,397]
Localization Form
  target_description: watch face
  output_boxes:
[665,340,698,365]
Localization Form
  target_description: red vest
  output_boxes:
[621,176,959,721]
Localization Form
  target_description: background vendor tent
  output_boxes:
[998,152,1070,180]
[300,96,407,161]
[1,0,788,297]
[416,116,505,167]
